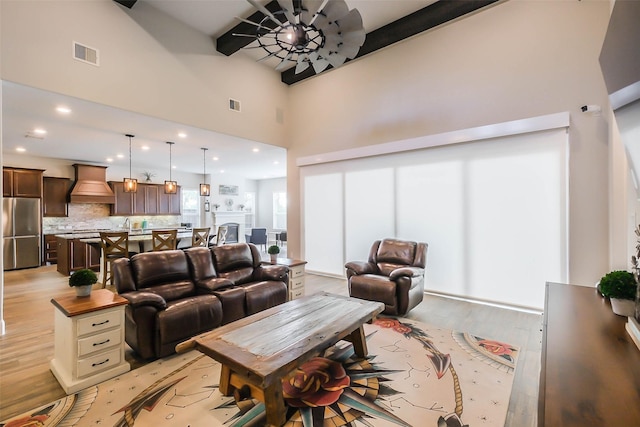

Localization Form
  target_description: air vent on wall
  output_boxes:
[229,99,241,112]
[73,41,99,66]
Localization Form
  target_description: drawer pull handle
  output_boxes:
[92,320,110,327]
[92,359,110,367]
[93,339,111,346]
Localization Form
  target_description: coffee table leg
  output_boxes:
[219,364,233,396]
[264,381,287,427]
[349,326,368,358]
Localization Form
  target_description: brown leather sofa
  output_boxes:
[112,243,288,359]
[345,238,428,316]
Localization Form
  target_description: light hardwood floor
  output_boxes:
[0,266,542,425]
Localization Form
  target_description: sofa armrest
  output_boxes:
[254,265,289,282]
[389,266,424,280]
[196,278,235,293]
[345,261,377,276]
[120,291,167,310]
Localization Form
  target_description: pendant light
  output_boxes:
[123,134,137,193]
[164,141,178,194]
[200,147,210,196]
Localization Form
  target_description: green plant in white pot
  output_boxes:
[69,268,98,297]
[598,270,637,317]
[268,245,280,263]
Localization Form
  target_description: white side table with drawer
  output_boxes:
[273,258,307,300]
[50,289,130,394]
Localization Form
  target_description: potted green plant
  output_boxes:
[598,270,637,316]
[69,268,98,297]
[268,245,280,263]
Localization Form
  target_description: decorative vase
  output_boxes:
[610,298,635,317]
[75,285,93,297]
[270,254,277,263]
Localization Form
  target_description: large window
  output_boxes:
[273,192,287,229]
[181,189,200,226]
[302,128,568,309]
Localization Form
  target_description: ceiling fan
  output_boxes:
[236,0,366,74]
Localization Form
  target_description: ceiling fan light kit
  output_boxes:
[239,0,365,74]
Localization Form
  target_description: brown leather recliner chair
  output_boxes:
[345,239,428,316]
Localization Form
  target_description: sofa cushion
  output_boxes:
[130,250,195,299]
[245,281,287,315]
[184,247,217,283]
[350,274,397,306]
[156,294,223,357]
[213,287,247,325]
[213,244,255,284]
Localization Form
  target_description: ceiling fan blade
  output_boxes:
[235,16,277,33]
[257,50,284,62]
[310,56,330,73]
[277,0,297,24]
[324,52,346,68]
[295,55,310,74]
[275,51,295,71]
[246,0,285,26]
[300,0,327,25]
[336,9,364,35]
[314,0,348,28]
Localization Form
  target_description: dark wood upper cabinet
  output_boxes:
[43,177,71,217]
[3,168,43,198]
[109,182,180,216]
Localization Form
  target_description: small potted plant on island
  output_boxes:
[69,268,98,297]
[598,270,637,317]
[268,245,280,263]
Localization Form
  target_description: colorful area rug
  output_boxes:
[1,318,518,427]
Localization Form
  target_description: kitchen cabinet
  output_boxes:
[57,237,100,276]
[109,182,180,216]
[44,234,58,265]
[3,167,43,198]
[43,177,70,217]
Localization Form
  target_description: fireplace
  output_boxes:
[221,222,239,244]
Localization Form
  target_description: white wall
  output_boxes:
[0,0,288,148]
[287,0,612,287]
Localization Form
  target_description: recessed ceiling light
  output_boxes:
[172,165,176,169]
[252,148,259,153]
[273,161,279,165]
[33,128,47,135]
[141,145,150,150]
[213,156,219,161]
[106,157,113,162]
[220,170,225,174]
[16,147,26,153]
[56,106,71,114]
[116,153,124,159]
[178,132,187,138]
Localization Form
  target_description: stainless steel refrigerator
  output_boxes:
[3,197,41,270]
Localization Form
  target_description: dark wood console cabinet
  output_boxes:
[539,282,640,426]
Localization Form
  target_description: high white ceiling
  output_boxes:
[1,0,436,180]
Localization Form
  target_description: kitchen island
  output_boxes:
[55,229,193,276]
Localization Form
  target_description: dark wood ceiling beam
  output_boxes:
[281,0,500,84]
[113,0,137,9]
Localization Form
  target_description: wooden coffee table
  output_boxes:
[177,292,384,427]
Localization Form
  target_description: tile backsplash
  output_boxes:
[43,203,182,233]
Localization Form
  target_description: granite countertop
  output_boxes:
[53,227,192,239]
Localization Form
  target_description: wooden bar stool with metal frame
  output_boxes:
[152,229,178,251]
[191,227,210,247]
[99,231,132,288]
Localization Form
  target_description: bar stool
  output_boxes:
[152,229,178,251]
[99,231,132,288]
[191,227,210,247]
